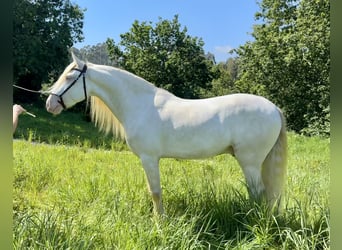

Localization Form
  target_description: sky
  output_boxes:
[73,0,260,62]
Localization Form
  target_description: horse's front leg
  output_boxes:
[140,155,164,215]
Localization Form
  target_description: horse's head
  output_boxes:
[46,52,88,115]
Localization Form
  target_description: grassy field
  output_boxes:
[13,104,330,249]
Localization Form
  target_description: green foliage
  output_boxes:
[203,58,239,97]
[12,0,330,137]
[13,0,84,103]
[106,15,215,98]
[235,0,330,136]
[73,43,116,66]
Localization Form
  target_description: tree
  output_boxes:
[235,0,329,135]
[204,58,239,97]
[13,0,84,102]
[73,43,116,66]
[106,15,214,98]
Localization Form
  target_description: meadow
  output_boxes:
[13,104,330,249]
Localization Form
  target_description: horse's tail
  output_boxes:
[262,108,287,210]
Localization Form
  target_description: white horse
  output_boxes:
[46,52,287,214]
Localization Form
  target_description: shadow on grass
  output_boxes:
[14,102,127,150]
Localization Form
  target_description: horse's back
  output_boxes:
[140,92,283,159]
[161,93,281,131]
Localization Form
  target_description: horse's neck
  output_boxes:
[89,65,156,125]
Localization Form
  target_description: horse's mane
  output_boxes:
[90,96,126,140]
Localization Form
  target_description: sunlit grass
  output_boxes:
[13,131,329,249]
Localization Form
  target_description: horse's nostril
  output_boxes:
[57,99,66,109]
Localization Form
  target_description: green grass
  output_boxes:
[13,105,329,249]
[14,102,126,150]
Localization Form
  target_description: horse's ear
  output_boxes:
[71,51,84,67]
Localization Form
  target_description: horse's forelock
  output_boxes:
[49,62,77,92]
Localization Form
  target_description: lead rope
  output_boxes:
[13,84,50,96]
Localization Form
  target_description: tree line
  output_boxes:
[13,0,330,136]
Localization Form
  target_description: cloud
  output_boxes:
[214,45,234,54]
[212,45,235,62]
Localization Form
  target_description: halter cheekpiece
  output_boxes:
[52,64,87,109]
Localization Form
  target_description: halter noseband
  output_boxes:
[52,64,88,109]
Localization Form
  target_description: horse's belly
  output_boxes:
[161,146,233,159]
[160,131,233,159]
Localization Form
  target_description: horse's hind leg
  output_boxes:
[235,153,266,203]
[140,155,164,215]
[241,164,265,202]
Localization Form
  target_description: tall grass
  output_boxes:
[13,106,329,249]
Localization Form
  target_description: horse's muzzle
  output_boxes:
[46,94,64,115]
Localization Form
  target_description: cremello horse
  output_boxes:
[46,53,287,214]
